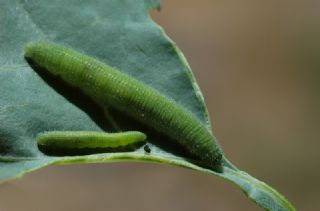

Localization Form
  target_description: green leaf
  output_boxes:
[0,1,295,210]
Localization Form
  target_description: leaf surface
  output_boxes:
[0,1,295,210]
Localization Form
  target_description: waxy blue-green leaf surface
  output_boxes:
[0,1,295,210]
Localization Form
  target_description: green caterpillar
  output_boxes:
[24,42,223,165]
[37,131,146,154]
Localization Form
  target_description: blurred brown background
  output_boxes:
[1,0,319,210]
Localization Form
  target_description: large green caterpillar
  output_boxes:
[24,42,223,165]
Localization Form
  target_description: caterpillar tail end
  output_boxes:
[24,42,37,59]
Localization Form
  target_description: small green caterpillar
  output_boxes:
[24,42,223,165]
[37,131,146,155]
